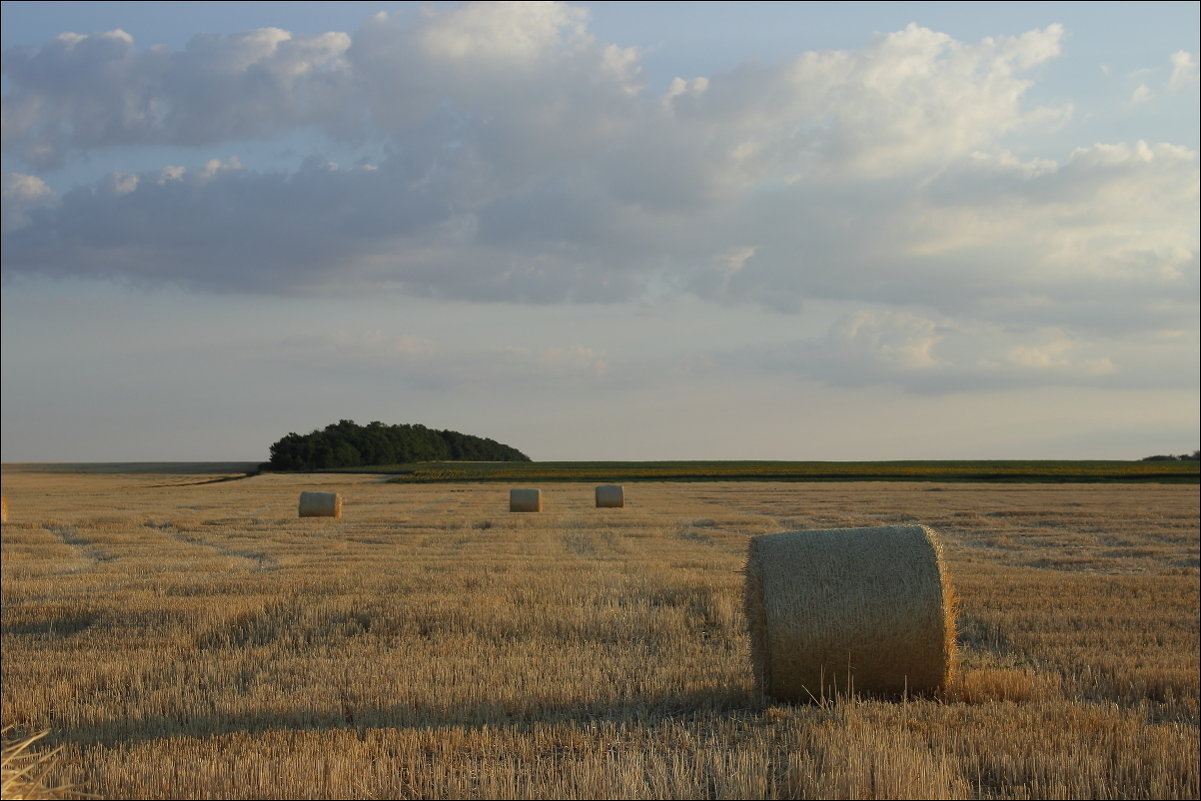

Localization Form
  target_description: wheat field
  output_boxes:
[1,465,1197,799]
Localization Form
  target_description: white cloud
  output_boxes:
[1,172,56,232]
[197,156,243,180]
[829,310,943,370]
[418,0,590,63]
[101,170,139,196]
[1005,338,1115,375]
[1169,50,1199,90]
[2,26,352,168]
[751,311,1185,394]
[3,10,1065,182]
[1131,84,1153,103]
[0,7,1195,362]
[1006,339,1073,368]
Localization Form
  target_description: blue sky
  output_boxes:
[2,1,1198,462]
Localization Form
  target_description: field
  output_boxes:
[347,459,1201,483]
[1,465,1198,799]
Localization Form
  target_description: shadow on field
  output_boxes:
[44,686,762,749]
[38,624,1030,749]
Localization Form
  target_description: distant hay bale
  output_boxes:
[509,488,542,513]
[1,496,6,523]
[595,485,625,508]
[298,491,342,518]
[744,525,955,701]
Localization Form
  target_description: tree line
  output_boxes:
[266,420,531,470]
[1141,451,1200,461]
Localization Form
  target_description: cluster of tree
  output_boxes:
[266,420,530,470]
[1141,451,1201,461]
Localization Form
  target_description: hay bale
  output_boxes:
[509,488,542,513]
[744,525,954,701]
[1,495,6,523]
[298,491,342,518]
[595,484,625,508]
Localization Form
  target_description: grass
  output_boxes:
[2,726,85,800]
[17,459,1194,483]
[3,463,262,476]
[1,466,1197,799]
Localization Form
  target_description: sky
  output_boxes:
[1,1,1198,463]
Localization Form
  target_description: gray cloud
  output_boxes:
[1,4,1196,349]
[2,27,354,169]
[1,172,55,233]
[749,308,1199,394]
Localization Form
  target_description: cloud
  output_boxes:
[3,7,1066,181]
[1004,338,1115,375]
[1169,50,1199,90]
[699,141,1198,331]
[285,326,608,391]
[3,158,404,293]
[757,309,951,390]
[1,6,1196,351]
[1,172,56,232]
[752,309,1193,394]
[828,310,943,370]
[2,27,353,169]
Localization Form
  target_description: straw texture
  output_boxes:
[298,491,342,518]
[2,726,73,800]
[744,525,954,701]
[595,485,625,508]
[1,496,6,523]
[509,488,542,513]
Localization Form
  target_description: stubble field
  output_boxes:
[1,465,1198,799]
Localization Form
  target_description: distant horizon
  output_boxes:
[5,454,1197,466]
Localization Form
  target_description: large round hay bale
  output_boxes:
[509,488,542,513]
[1,495,7,523]
[744,525,954,701]
[298,491,342,518]
[595,484,624,508]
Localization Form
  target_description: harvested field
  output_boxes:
[1,465,1197,799]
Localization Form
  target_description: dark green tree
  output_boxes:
[266,420,530,470]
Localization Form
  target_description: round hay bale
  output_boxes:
[509,488,542,513]
[298,491,342,518]
[595,484,624,508]
[1,495,7,523]
[744,525,955,701]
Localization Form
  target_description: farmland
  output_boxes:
[1,465,1198,799]
[355,459,1199,483]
